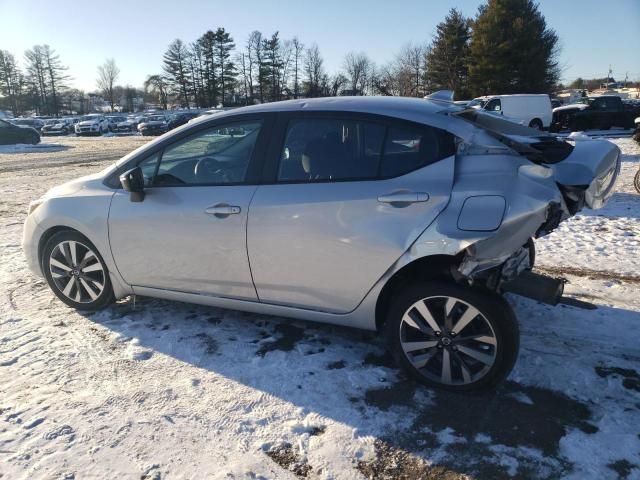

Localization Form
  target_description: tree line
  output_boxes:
[1,0,581,116]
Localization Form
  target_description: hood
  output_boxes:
[553,103,588,113]
[78,120,101,126]
[42,170,108,199]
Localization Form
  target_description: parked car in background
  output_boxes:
[106,116,127,132]
[168,112,200,130]
[471,94,552,130]
[41,118,74,136]
[551,96,640,132]
[9,118,45,132]
[23,94,621,391]
[138,114,169,136]
[0,118,41,144]
[75,114,109,136]
[112,115,143,134]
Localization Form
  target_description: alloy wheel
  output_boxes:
[399,295,498,386]
[48,240,106,304]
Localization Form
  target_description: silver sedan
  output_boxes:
[23,93,620,391]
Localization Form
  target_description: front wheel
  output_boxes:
[42,231,114,310]
[385,282,519,391]
[634,169,640,194]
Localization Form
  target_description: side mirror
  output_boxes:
[119,167,145,202]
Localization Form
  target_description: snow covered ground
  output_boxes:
[0,136,639,479]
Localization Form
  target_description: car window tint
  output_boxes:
[153,121,262,186]
[0,120,8,129]
[278,118,385,182]
[379,125,455,178]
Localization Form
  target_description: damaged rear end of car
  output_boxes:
[412,102,621,306]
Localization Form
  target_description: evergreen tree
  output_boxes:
[261,32,282,101]
[42,45,69,116]
[426,9,471,98]
[213,28,236,106]
[468,0,560,96]
[198,31,219,107]
[163,39,191,108]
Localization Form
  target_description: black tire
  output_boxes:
[528,119,543,130]
[634,169,640,194]
[42,230,114,310]
[385,281,519,392]
[30,133,40,145]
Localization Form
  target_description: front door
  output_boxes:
[248,114,456,313]
[109,119,265,300]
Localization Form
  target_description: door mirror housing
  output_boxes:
[120,167,145,202]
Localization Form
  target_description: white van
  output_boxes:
[471,94,553,130]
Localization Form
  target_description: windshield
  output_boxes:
[80,115,101,121]
[147,115,165,122]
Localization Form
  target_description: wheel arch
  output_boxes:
[374,254,462,333]
[37,223,132,299]
[38,225,78,268]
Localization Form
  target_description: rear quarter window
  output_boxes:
[379,124,456,178]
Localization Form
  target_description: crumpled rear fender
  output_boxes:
[404,152,567,277]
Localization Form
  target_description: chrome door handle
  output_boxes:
[205,204,241,218]
[377,192,429,204]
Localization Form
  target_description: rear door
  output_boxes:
[247,113,456,313]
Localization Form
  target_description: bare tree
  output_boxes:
[24,45,49,114]
[0,50,22,114]
[343,51,372,95]
[304,44,324,97]
[396,43,428,97]
[291,37,304,98]
[144,74,168,110]
[97,58,120,112]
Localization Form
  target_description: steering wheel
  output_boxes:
[194,156,229,183]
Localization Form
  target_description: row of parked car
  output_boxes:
[0,111,205,145]
[460,93,640,132]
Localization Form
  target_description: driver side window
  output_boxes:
[485,99,501,111]
[151,120,262,186]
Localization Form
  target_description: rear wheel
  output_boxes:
[42,231,114,310]
[634,169,640,194]
[528,119,543,130]
[385,282,519,391]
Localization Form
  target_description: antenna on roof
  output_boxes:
[424,90,455,104]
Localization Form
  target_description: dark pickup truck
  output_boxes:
[551,95,640,132]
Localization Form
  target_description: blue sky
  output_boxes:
[0,0,638,92]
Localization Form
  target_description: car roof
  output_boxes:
[192,96,460,133]
[230,96,446,116]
